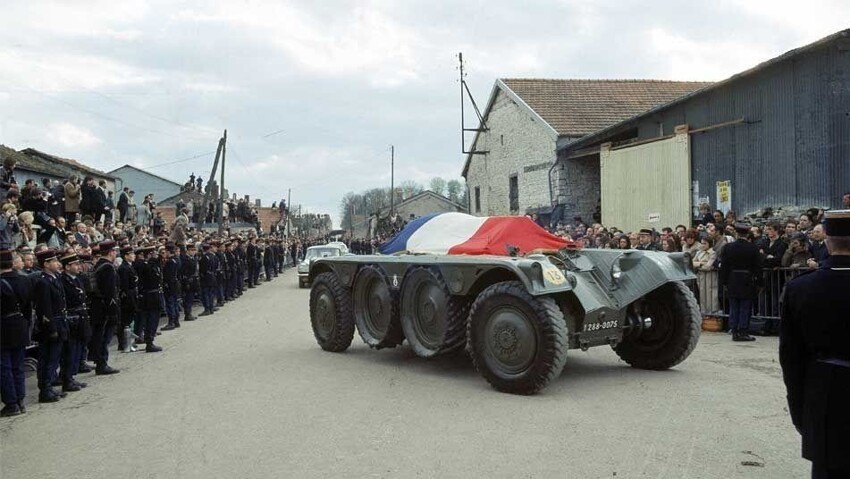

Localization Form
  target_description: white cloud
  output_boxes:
[48,123,102,148]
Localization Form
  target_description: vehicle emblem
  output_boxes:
[392,275,399,288]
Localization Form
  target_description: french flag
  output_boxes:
[379,212,572,256]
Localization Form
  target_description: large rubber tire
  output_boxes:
[400,267,470,358]
[353,265,404,349]
[467,281,568,395]
[613,281,701,370]
[309,272,355,352]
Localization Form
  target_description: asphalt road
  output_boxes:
[1,270,807,478]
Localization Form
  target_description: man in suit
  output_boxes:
[63,176,81,225]
[719,224,763,341]
[780,210,850,478]
[117,187,130,223]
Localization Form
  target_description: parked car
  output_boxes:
[298,244,345,288]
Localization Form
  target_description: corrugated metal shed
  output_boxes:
[556,29,850,220]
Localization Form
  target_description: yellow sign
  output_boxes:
[544,268,566,285]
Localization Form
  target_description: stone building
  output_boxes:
[461,79,711,224]
[351,190,466,238]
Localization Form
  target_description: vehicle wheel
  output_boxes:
[467,281,568,395]
[400,267,470,358]
[353,265,404,349]
[309,272,355,352]
[613,281,701,370]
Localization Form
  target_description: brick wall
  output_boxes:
[157,206,281,233]
[465,89,557,216]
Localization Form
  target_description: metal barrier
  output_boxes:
[695,267,808,320]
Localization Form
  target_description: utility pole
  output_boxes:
[217,130,227,235]
[199,129,226,230]
[286,187,291,237]
[390,145,394,217]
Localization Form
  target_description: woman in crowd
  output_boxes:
[693,237,719,313]
[617,235,631,250]
[12,211,37,250]
[681,228,700,256]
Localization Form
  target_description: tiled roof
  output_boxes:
[0,144,68,178]
[21,148,116,180]
[500,79,713,137]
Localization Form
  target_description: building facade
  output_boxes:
[109,164,182,203]
[554,29,850,230]
[462,79,711,223]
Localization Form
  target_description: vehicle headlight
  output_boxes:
[611,256,624,287]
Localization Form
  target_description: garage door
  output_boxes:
[600,132,690,233]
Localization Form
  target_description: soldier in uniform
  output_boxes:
[161,244,182,331]
[89,240,121,374]
[231,237,245,297]
[132,246,151,344]
[780,210,850,478]
[246,236,259,288]
[198,243,217,316]
[180,243,199,321]
[76,250,95,373]
[262,238,275,282]
[1,249,33,415]
[719,224,763,341]
[117,245,139,352]
[224,240,237,301]
[212,240,227,306]
[59,252,89,392]
[138,246,164,352]
[33,249,69,402]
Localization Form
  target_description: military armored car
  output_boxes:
[307,246,701,395]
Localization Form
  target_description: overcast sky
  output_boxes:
[0,1,846,226]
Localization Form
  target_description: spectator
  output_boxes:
[798,213,813,234]
[636,229,657,251]
[682,228,700,255]
[693,237,717,271]
[12,211,37,249]
[760,221,787,268]
[106,191,116,223]
[137,196,151,227]
[117,187,130,223]
[50,179,65,218]
[38,218,64,249]
[64,175,81,224]
[751,225,768,250]
[782,233,812,268]
[784,220,798,243]
[725,210,737,226]
[698,203,713,226]
[660,237,678,252]
[1,204,19,249]
[0,156,17,197]
[807,224,829,267]
[843,192,850,208]
[74,222,90,247]
[712,210,724,225]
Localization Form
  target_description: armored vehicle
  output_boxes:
[307,214,701,395]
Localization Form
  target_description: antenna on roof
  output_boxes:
[458,52,488,157]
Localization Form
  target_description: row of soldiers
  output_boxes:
[0,235,288,416]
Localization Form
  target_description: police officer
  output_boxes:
[161,243,182,331]
[224,240,236,301]
[132,246,152,344]
[180,243,199,321]
[117,245,139,352]
[780,210,850,478]
[198,243,217,316]
[263,238,275,282]
[138,246,164,352]
[89,240,121,375]
[1,249,32,415]
[33,249,69,402]
[719,224,763,341]
[231,237,245,297]
[246,236,258,288]
[635,229,658,251]
[59,252,89,392]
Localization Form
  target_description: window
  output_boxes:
[509,175,519,212]
[474,187,481,213]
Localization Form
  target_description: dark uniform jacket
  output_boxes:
[163,257,181,296]
[224,250,236,278]
[33,272,68,342]
[138,259,163,311]
[180,253,200,293]
[216,251,229,280]
[199,252,218,288]
[61,272,91,340]
[719,238,763,298]
[118,261,139,316]
[247,243,258,268]
[90,258,119,324]
[1,271,33,349]
[780,255,850,469]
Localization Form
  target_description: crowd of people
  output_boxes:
[0,155,306,417]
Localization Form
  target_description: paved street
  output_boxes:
[1,270,807,479]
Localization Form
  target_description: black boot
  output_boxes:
[145,341,163,353]
[199,309,213,317]
[184,313,196,322]
[96,364,120,375]
[162,323,177,331]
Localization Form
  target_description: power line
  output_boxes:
[143,151,217,169]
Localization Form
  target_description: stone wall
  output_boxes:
[553,154,600,224]
[465,89,556,216]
